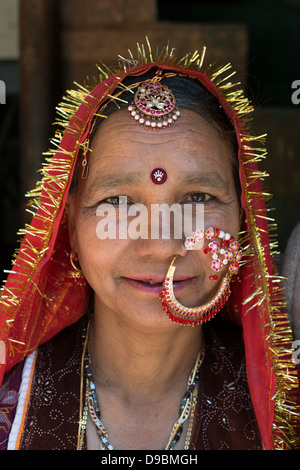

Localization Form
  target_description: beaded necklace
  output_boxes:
[77,321,205,450]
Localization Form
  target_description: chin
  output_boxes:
[123,300,182,331]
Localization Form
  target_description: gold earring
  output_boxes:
[68,250,84,279]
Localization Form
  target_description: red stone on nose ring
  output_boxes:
[151,168,167,184]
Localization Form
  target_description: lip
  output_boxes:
[123,275,197,295]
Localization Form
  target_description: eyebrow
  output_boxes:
[86,173,142,197]
[180,171,230,193]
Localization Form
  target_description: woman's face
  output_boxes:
[67,108,241,330]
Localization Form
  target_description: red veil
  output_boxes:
[0,43,299,449]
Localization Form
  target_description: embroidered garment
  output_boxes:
[0,361,23,450]
[1,316,261,450]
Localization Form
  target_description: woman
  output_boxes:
[0,42,299,450]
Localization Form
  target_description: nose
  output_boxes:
[135,235,188,261]
[128,201,195,260]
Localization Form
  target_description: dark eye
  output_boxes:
[185,193,213,203]
[99,196,128,205]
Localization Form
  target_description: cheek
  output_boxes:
[74,214,129,281]
[203,212,240,240]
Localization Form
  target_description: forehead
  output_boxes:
[88,108,233,175]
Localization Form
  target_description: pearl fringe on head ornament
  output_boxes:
[128,79,180,130]
[159,227,242,326]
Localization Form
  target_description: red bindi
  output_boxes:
[150,168,167,184]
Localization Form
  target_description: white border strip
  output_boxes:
[7,350,37,450]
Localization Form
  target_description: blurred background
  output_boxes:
[0,0,299,279]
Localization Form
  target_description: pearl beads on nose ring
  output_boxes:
[184,227,242,281]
